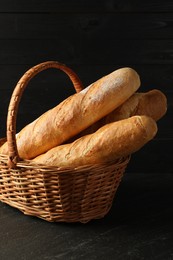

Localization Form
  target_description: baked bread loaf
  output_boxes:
[33,115,157,168]
[104,89,167,122]
[0,67,140,159]
[69,89,167,139]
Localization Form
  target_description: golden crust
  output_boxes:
[0,67,140,159]
[33,115,157,167]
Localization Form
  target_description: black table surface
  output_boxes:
[0,171,173,260]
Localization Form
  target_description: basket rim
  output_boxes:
[0,153,130,173]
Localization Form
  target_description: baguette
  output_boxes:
[33,115,157,168]
[105,89,167,122]
[69,89,167,140]
[0,67,140,159]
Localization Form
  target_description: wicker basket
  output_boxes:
[0,61,130,223]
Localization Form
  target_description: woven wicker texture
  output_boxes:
[0,61,130,223]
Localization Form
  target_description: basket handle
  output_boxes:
[7,61,84,168]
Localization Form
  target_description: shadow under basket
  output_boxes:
[0,61,130,223]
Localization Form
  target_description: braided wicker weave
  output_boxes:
[0,61,130,223]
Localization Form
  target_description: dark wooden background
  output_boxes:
[0,0,172,173]
[0,2,173,259]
